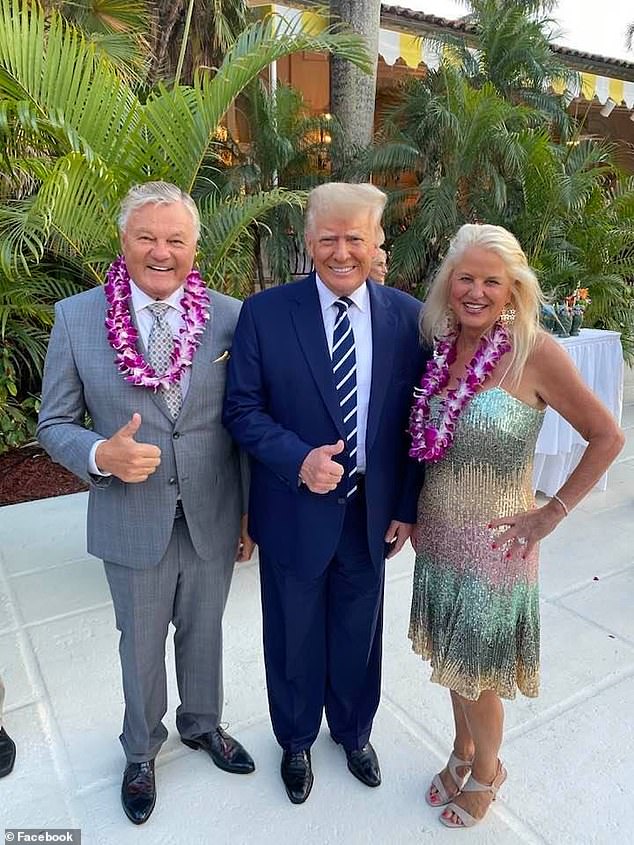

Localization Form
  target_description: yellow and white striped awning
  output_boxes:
[376,27,442,70]
[565,74,634,109]
[254,3,442,68]
[255,3,634,108]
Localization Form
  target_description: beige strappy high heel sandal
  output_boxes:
[439,760,507,828]
[425,751,473,807]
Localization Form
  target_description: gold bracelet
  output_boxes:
[552,493,569,517]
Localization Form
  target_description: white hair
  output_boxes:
[118,182,200,240]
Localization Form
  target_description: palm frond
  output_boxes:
[141,13,370,191]
[198,188,306,289]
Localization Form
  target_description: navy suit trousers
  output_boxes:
[259,489,384,753]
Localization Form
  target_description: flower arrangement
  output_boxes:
[566,287,591,315]
[540,287,592,337]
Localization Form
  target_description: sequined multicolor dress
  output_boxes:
[409,387,545,700]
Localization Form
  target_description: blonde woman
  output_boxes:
[408,224,623,828]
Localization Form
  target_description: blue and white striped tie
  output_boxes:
[332,297,357,498]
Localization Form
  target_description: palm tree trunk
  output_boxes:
[175,0,196,84]
[253,223,266,292]
[150,1,186,83]
[329,0,381,175]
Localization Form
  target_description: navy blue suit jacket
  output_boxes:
[223,274,428,577]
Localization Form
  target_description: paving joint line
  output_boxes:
[74,712,273,798]
[541,561,634,602]
[0,550,84,827]
[504,663,634,743]
[542,594,634,649]
[380,697,548,844]
[6,556,95,578]
[20,599,115,629]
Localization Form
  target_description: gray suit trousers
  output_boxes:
[0,674,4,730]
[104,517,235,763]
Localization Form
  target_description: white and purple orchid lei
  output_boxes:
[408,323,511,462]
[104,255,210,391]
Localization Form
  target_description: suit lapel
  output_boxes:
[290,275,346,439]
[366,282,397,455]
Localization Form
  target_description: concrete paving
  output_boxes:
[1,369,633,844]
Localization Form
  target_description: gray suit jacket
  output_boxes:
[37,284,246,569]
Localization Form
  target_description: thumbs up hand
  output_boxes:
[94,413,162,482]
[116,413,143,441]
[299,439,346,493]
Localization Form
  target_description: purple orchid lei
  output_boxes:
[408,323,511,462]
[104,255,210,391]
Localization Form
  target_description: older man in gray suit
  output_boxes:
[37,182,255,825]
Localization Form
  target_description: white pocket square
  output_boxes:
[213,350,230,363]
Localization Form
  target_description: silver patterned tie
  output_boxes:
[147,302,182,420]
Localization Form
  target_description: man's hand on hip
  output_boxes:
[300,440,345,493]
[236,514,256,562]
[384,520,414,559]
[94,413,162,483]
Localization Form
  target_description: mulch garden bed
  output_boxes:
[0,443,88,506]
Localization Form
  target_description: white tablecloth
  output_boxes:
[533,329,624,496]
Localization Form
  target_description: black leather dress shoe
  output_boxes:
[182,727,255,774]
[346,742,381,787]
[0,727,16,778]
[121,760,156,825]
[281,749,313,804]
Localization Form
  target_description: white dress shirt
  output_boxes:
[315,275,373,472]
[88,280,188,474]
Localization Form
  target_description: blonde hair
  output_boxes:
[304,182,386,246]
[422,224,544,386]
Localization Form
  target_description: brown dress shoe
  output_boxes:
[181,727,255,774]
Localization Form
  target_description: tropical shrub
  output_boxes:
[0,0,369,448]
[349,0,634,356]
[213,80,340,288]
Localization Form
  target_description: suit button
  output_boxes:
[169,477,177,485]
[337,497,346,505]
[172,432,180,439]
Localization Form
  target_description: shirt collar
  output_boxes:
[130,279,185,315]
[315,274,369,317]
